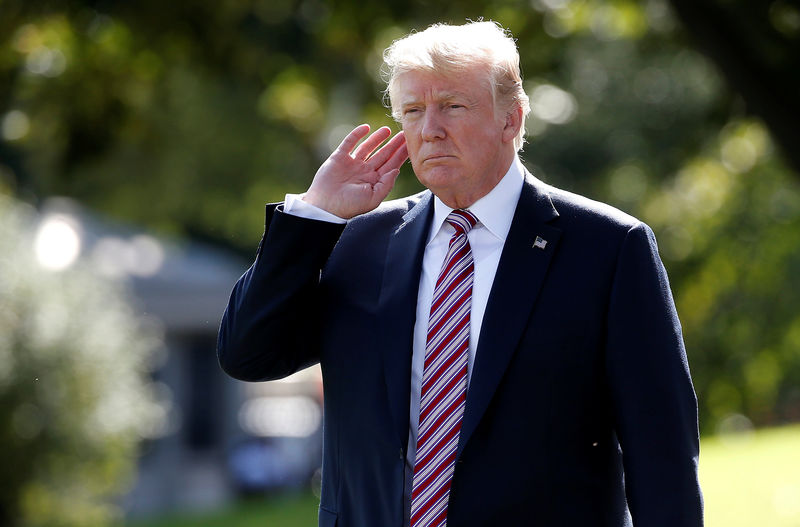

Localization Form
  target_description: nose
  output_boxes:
[421,108,445,141]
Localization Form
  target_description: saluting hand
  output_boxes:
[304,125,408,219]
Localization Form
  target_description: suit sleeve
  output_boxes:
[605,222,704,526]
[217,203,345,382]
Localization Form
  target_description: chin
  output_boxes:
[415,166,462,189]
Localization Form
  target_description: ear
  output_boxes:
[501,104,524,144]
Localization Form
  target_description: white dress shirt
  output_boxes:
[284,156,525,521]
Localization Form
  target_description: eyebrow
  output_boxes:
[399,90,474,108]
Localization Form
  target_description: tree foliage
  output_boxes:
[1,0,799,438]
[667,0,800,174]
[0,195,163,526]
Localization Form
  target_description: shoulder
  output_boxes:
[373,190,428,216]
[530,173,642,236]
[324,190,430,276]
[525,172,661,263]
[345,190,430,232]
[526,175,669,291]
[549,184,637,229]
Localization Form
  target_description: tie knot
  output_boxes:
[446,209,478,235]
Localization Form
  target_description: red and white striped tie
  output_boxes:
[411,209,478,527]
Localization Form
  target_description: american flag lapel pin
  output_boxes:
[533,236,548,250]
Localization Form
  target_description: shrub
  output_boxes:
[0,195,162,526]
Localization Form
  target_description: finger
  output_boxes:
[352,126,392,160]
[379,141,408,175]
[362,140,406,186]
[336,124,371,154]
[366,131,406,169]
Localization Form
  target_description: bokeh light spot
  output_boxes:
[529,84,578,124]
[34,215,81,271]
[2,110,31,141]
[239,396,321,438]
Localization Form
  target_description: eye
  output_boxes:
[444,103,466,112]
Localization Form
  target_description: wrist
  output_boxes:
[289,193,348,224]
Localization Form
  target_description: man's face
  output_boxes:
[394,67,515,209]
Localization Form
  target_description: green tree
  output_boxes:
[1,0,799,434]
[667,0,800,174]
[0,194,162,526]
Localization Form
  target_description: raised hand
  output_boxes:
[304,124,408,219]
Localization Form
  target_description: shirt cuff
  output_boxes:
[284,193,348,224]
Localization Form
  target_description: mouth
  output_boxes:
[422,154,456,163]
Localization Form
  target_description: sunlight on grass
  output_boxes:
[701,424,800,527]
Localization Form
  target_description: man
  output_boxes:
[218,21,703,527]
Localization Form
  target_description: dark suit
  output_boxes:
[218,171,703,526]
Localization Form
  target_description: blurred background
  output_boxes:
[1,0,799,525]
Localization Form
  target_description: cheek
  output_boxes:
[404,141,424,173]
[403,133,423,161]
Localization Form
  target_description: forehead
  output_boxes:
[393,68,492,104]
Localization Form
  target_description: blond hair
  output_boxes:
[382,21,531,151]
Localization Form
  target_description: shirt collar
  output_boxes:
[428,155,525,244]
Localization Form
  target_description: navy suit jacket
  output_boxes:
[218,172,703,526]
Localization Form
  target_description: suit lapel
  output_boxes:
[457,173,562,457]
[379,192,434,447]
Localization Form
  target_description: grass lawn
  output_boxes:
[127,493,319,527]
[129,425,800,526]
[700,424,800,527]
